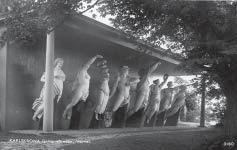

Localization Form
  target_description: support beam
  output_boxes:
[200,76,206,127]
[43,30,55,132]
[0,27,7,131]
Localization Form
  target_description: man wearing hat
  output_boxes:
[141,74,169,127]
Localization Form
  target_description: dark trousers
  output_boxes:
[165,108,182,126]
[111,104,128,128]
[69,101,85,129]
[141,111,159,127]
[156,110,167,126]
[126,107,146,127]
[90,113,105,129]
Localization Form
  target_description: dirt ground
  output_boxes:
[0,125,224,150]
[62,127,223,150]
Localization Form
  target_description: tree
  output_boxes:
[98,0,237,135]
[1,0,237,135]
[185,89,200,123]
[191,76,226,125]
[0,0,102,46]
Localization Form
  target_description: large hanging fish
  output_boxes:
[108,66,130,112]
[94,71,110,118]
[93,60,110,118]
[128,62,161,116]
[166,85,187,117]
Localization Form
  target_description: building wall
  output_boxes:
[3,24,178,130]
[6,42,44,130]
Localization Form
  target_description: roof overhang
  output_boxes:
[63,15,181,65]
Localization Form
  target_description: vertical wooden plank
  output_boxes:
[0,42,7,131]
[0,27,7,131]
[43,30,55,132]
[200,76,206,127]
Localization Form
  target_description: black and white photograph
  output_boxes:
[0,0,236,150]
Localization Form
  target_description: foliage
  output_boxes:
[1,0,236,130]
[0,0,102,46]
[190,75,226,124]
[3,1,237,85]
[98,1,237,88]
[185,91,198,112]
[209,97,226,125]
[97,0,237,130]
[185,91,200,122]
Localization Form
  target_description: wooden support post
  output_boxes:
[43,30,55,132]
[0,27,7,131]
[200,76,206,127]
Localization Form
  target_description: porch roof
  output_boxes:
[63,15,181,65]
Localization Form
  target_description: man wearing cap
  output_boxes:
[141,74,169,127]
